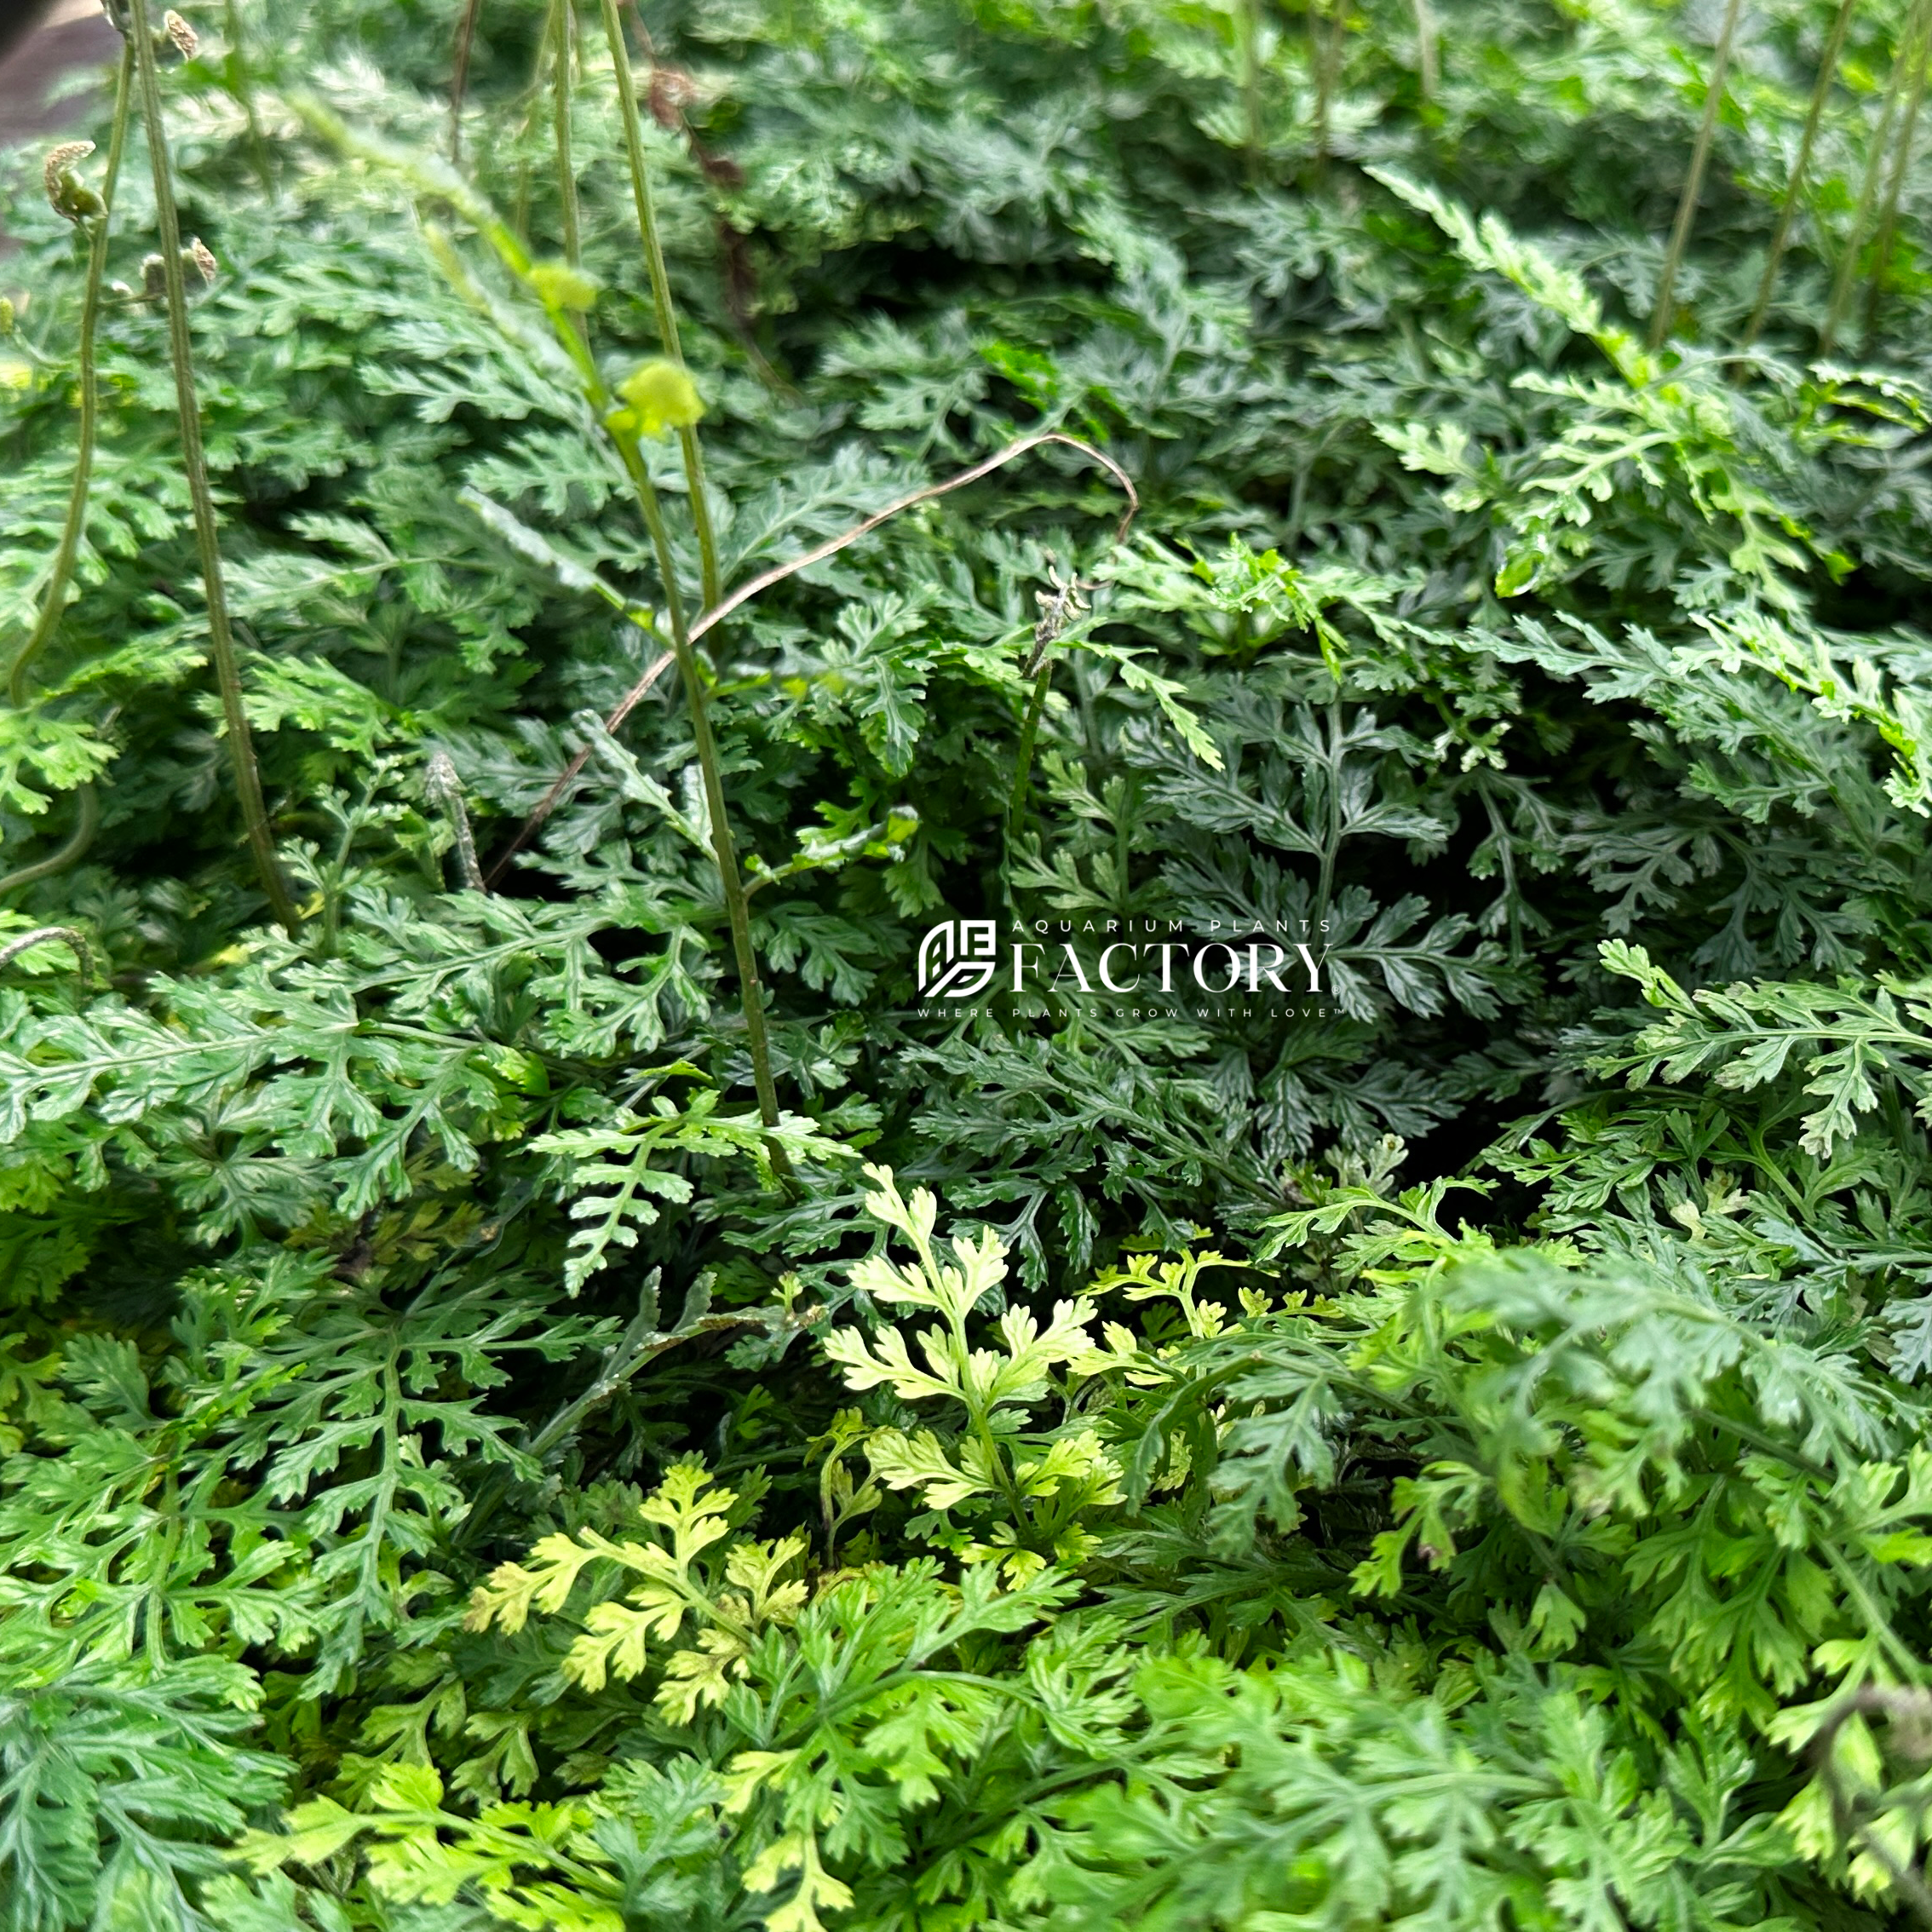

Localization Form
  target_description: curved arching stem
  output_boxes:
[0,785,100,899]
[9,43,133,706]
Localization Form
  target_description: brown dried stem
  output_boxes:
[485,432,1138,882]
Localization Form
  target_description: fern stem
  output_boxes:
[9,43,133,708]
[674,649,781,1131]
[595,410,777,1130]
[0,785,100,899]
[0,924,97,984]
[449,0,484,160]
[549,0,581,267]
[1822,0,1928,352]
[497,434,1136,868]
[1862,0,1932,336]
[596,0,722,617]
[1742,0,1857,347]
[130,0,298,930]
[1648,0,1746,349]
[1006,664,1054,829]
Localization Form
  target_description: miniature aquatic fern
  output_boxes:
[532,1092,852,1292]
[467,1461,811,1709]
[823,1165,1131,1580]
[29,3,1932,1927]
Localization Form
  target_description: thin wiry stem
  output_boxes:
[0,925,96,984]
[449,0,485,160]
[518,267,776,1127]
[596,0,722,617]
[1743,0,1857,345]
[1006,665,1055,827]
[1313,0,1337,168]
[1822,0,1929,351]
[9,44,133,708]
[549,0,581,267]
[1863,1,1932,335]
[131,0,298,929]
[1649,0,1747,349]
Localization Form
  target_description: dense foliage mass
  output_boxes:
[10,0,1932,1923]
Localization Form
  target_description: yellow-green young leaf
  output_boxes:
[618,358,704,436]
[745,1831,854,1932]
[236,1797,366,1871]
[1013,1428,1123,1505]
[567,1587,686,1691]
[722,1750,800,1816]
[823,1323,959,1403]
[866,1425,990,1509]
[723,1532,812,1622]
[640,1462,742,1561]
[657,1625,753,1722]
[466,1531,601,1632]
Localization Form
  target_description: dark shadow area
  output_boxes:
[0,0,118,153]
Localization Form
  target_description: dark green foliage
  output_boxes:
[9,0,1932,1923]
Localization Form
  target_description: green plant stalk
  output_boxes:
[1743,0,1858,345]
[664,631,782,1130]
[1862,0,1932,336]
[1822,0,1927,351]
[1315,700,1344,931]
[549,0,581,267]
[1006,662,1054,828]
[9,45,133,709]
[596,0,722,618]
[1648,0,1746,348]
[1312,0,1336,167]
[527,293,780,1131]
[130,0,298,930]
[221,0,273,193]
[283,107,765,1057]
